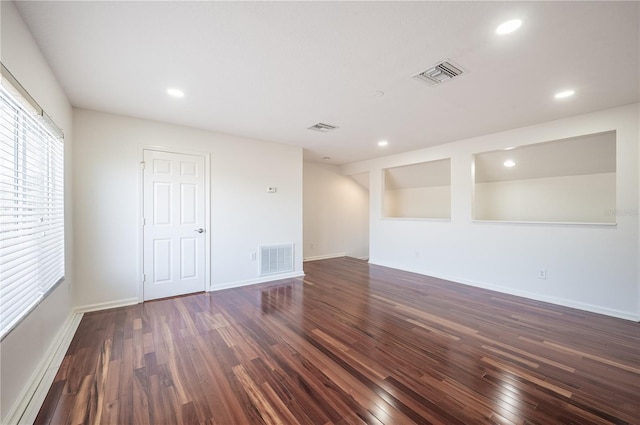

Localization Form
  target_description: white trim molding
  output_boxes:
[3,313,82,425]
[303,253,346,262]
[8,298,141,424]
[370,260,640,322]
[74,298,139,314]
[210,272,305,292]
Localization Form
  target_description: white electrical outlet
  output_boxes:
[538,269,547,279]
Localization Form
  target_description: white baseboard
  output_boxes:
[441,273,639,322]
[370,260,640,322]
[4,312,83,425]
[303,253,346,262]
[74,297,139,314]
[210,271,305,292]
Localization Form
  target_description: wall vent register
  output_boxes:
[260,244,294,275]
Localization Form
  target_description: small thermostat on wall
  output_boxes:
[267,187,277,193]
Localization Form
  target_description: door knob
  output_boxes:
[194,228,205,233]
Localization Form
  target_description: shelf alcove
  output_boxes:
[383,159,451,219]
[473,131,616,224]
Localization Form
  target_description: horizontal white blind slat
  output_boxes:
[0,83,64,340]
[1,296,41,327]
[0,282,41,309]
[1,267,40,296]
[1,238,63,275]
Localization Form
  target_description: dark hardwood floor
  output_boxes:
[36,257,640,424]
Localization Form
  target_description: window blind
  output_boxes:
[0,83,64,340]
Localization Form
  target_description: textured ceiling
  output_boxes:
[12,1,640,164]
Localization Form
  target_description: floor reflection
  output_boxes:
[260,282,298,314]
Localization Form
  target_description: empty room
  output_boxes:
[1,1,639,424]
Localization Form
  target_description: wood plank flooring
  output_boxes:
[36,257,640,424]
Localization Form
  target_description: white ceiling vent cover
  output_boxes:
[413,60,464,86]
[261,244,294,276]
[308,123,339,133]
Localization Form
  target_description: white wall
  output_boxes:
[474,173,616,223]
[384,186,451,219]
[73,109,303,307]
[342,104,639,320]
[0,2,75,422]
[303,162,368,260]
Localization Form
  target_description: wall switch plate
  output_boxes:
[267,187,277,193]
[538,269,547,279]
[250,252,257,261]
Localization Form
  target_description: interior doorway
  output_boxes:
[141,149,209,300]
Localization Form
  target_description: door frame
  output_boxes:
[137,145,211,303]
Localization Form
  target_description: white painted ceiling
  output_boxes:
[13,1,640,165]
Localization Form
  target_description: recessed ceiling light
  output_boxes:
[167,88,184,98]
[504,160,516,168]
[322,156,331,161]
[371,90,385,98]
[554,89,575,99]
[496,19,522,35]
[378,140,388,147]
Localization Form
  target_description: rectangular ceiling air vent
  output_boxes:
[413,60,463,86]
[308,122,338,133]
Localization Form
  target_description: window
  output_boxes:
[0,82,64,340]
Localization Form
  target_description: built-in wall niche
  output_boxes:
[383,159,451,219]
[473,131,616,224]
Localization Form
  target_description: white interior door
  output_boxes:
[143,149,206,300]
